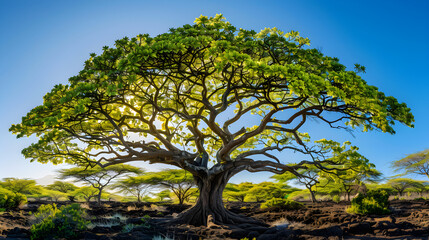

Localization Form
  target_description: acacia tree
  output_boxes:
[112,175,152,202]
[246,182,293,202]
[272,165,320,202]
[318,144,382,201]
[223,182,254,202]
[11,15,414,225]
[392,149,429,179]
[46,181,78,193]
[73,186,99,203]
[0,178,42,195]
[59,164,142,203]
[156,190,171,201]
[386,178,424,197]
[46,181,79,201]
[139,169,196,205]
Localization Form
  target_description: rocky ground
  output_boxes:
[0,199,428,239]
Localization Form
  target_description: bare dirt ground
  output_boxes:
[1,199,428,239]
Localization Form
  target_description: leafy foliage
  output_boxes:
[386,178,425,196]
[30,203,90,240]
[332,195,341,203]
[59,164,142,203]
[72,186,99,202]
[223,182,254,202]
[0,187,27,210]
[112,173,151,202]
[260,198,303,210]
[133,169,196,204]
[392,149,429,179]
[246,182,295,202]
[347,189,390,215]
[0,178,42,195]
[155,189,171,201]
[10,14,414,225]
[11,14,413,175]
[46,181,78,193]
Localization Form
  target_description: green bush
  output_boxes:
[332,195,341,203]
[0,187,27,210]
[30,203,90,240]
[260,198,303,210]
[347,190,390,215]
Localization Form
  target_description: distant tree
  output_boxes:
[73,186,99,203]
[386,178,425,197]
[392,149,429,179]
[0,178,42,195]
[316,141,381,201]
[140,169,196,205]
[112,175,152,202]
[44,189,67,202]
[155,190,171,201]
[272,165,320,202]
[223,182,254,202]
[407,181,429,197]
[246,182,294,202]
[59,164,142,204]
[46,181,78,193]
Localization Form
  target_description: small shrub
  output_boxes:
[332,195,341,203]
[0,187,27,210]
[122,223,135,233]
[260,198,303,210]
[414,197,426,201]
[140,214,151,228]
[347,190,390,215]
[30,203,90,240]
[156,211,164,216]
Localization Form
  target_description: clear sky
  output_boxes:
[0,0,428,184]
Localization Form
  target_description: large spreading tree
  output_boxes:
[11,15,414,226]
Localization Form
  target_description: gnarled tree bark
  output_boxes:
[173,170,264,226]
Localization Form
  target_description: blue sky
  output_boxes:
[0,0,428,184]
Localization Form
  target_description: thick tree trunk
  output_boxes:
[173,171,264,226]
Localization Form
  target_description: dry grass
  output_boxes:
[143,204,167,212]
[127,205,139,211]
[79,203,90,210]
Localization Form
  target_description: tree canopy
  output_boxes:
[59,164,141,203]
[386,178,425,196]
[133,169,196,205]
[0,178,42,195]
[112,174,152,202]
[46,181,78,193]
[392,149,429,179]
[10,14,414,226]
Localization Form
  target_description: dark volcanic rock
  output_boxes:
[228,228,248,239]
[347,222,372,234]
[246,230,260,239]
[5,227,30,238]
[257,233,278,240]
[92,226,115,233]
[310,226,343,237]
